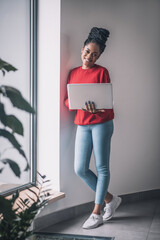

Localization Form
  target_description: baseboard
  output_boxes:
[34,188,160,232]
[119,188,160,204]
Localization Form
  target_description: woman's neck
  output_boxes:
[82,64,96,70]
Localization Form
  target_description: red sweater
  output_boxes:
[64,64,114,125]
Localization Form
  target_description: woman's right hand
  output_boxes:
[82,101,105,114]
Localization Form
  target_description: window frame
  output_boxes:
[1,0,37,197]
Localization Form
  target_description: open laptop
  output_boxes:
[67,83,113,110]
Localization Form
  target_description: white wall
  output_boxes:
[37,0,160,217]
[37,0,60,190]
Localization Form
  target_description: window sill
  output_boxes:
[47,190,65,204]
[4,187,65,211]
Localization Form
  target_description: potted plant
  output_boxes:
[0,172,52,240]
[0,58,45,239]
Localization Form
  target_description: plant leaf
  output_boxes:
[0,58,17,74]
[12,191,20,204]
[24,163,30,171]
[41,189,52,194]
[6,115,24,136]
[2,69,5,76]
[0,104,23,135]
[1,159,21,178]
[37,172,46,179]
[0,128,21,147]
[16,202,23,211]
[18,198,26,208]
[0,129,27,160]
[0,167,4,173]
[43,179,50,184]
[0,196,15,221]
[26,188,38,199]
[1,85,35,114]
[25,193,35,203]
[0,103,7,125]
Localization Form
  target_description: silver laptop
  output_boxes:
[67,83,113,110]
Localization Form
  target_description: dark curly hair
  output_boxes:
[84,27,110,54]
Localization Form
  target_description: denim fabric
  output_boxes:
[74,120,114,205]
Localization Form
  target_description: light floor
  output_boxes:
[38,198,160,240]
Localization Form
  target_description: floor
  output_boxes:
[37,198,160,240]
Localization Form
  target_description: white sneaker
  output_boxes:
[103,195,122,222]
[83,213,103,229]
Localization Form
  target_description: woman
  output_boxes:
[65,27,121,229]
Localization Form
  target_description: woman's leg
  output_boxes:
[74,125,97,191]
[82,121,114,229]
[92,120,114,206]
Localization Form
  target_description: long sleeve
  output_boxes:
[64,92,69,108]
[102,69,111,83]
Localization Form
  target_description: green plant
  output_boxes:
[0,173,52,240]
[0,58,35,177]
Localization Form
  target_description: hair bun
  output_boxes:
[88,27,110,44]
[83,27,110,53]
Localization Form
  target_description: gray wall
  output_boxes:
[60,0,160,204]
[37,0,160,218]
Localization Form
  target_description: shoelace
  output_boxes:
[104,206,111,214]
[90,215,100,220]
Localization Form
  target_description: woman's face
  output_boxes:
[81,42,101,69]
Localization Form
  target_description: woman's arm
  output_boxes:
[83,68,111,113]
[64,94,75,112]
[81,69,110,113]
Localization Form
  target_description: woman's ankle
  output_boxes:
[92,210,101,215]
[105,192,113,204]
[92,204,102,215]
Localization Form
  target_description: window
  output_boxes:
[0,0,37,196]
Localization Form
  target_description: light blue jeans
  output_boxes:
[74,120,114,205]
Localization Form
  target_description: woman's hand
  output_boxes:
[82,101,105,114]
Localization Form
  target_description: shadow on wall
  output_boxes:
[60,33,73,124]
[60,33,77,192]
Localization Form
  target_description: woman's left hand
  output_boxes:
[82,101,105,114]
